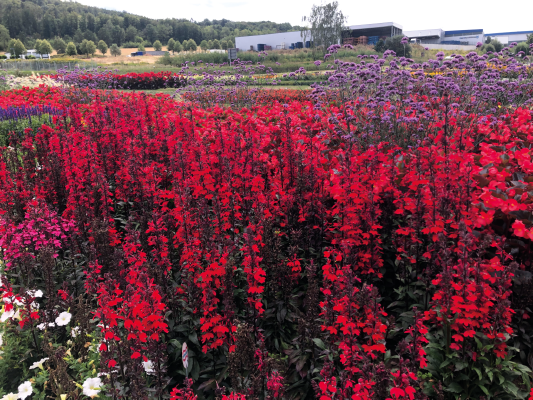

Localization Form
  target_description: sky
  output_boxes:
[74,0,532,35]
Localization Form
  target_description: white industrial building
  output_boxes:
[236,21,531,52]
[403,29,444,44]
[485,30,533,45]
[236,31,312,51]
[404,28,484,46]
[235,22,402,51]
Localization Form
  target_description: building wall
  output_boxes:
[487,32,532,43]
[423,43,477,51]
[236,31,311,51]
[442,29,484,46]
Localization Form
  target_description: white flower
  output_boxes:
[13,299,24,307]
[71,326,80,338]
[1,393,18,400]
[37,322,55,330]
[55,312,72,326]
[29,357,49,370]
[82,377,102,397]
[17,381,33,400]
[142,360,155,374]
[26,290,43,298]
[0,334,3,346]
[13,310,20,320]
[1,309,14,322]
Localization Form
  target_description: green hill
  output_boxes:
[0,0,301,51]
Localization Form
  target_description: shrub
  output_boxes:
[384,35,412,57]
[492,38,504,52]
[484,43,496,53]
[110,43,121,57]
[122,41,140,48]
[514,41,529,56]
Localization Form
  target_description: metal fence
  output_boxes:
[0,61,98,71]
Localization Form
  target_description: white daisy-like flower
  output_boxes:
[1,392,18,400]
[1,309,14,322]
[71,326,80,338]
[142,360,155,374]
[55,312,72,326]
[29,357,49,370]
[82,377,102,397]
[17,381,33,400]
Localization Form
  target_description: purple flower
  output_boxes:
[314,60,322,66]
[476,42,483,48]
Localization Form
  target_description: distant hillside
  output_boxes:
[0,0,302,51]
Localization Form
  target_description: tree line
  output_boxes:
[0,0,301,53]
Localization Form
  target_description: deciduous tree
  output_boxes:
[0,24,10,52]
[53,38,67,54]
[65,41,77,55]
[98,40,108,55]
[167,38,176,54]
[308,1,346,52]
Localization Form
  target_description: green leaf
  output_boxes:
[486,369,493,382]
[473,367,482,381]
[445,382,464,393]
[502,381,518,397]
[312,338,326,350]
[455,361,467,371]
[479,385,490,396]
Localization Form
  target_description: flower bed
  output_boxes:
[1,45,533,400]
[48,70,188,90]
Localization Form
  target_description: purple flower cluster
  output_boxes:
[0,104,64,122]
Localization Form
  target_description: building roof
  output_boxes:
[444,29,483,35]
[235,30,310,39]
[348,22,403,30]
[485,30,533,36]
[403,29,443,38]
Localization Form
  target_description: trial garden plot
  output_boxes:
[1,45,533,400]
